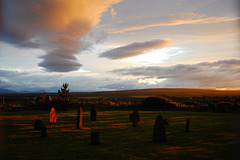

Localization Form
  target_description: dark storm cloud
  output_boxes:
[1,25,40,48]
[99,39,172,59]
[38,53,82,72]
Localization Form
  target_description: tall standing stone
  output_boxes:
[90,107,97,121]
[41,123,47,137]
[49,107,57,124]
[153,115,166,142]
[185,119,190,132]
[76,107,83,129]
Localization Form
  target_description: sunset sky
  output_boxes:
[0,0,239,92]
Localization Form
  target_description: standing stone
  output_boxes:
[34,120,43,130]
[130,110,140,122]
[185,119,190,132]
[153,115,166,142]
[132,115,138,127]
[130,110,140,127]
[41,123,47,137]
[49,107,57,124]
[76,107,83,129]
[90,107,97,121]
[91,131,100,145]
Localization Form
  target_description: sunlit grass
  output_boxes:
[0,110,239,160]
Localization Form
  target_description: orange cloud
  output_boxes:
[111,8,117,18]
[3,0,122,72]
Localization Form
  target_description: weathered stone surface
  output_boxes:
[41,123,47,137]
[91,131,100,145]
[130,110,140,122]
[34,120,42,130]
[130,110,140,127]
[76,107,83,129]
[90,107,97,121]
[49,107,57,124]
[153,115,166,142]
[185,119,190,132]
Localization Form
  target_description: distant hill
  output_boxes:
[19,89,45,93]
[0,88,17,93]
[1,88,239,98]
[71,88,240,98]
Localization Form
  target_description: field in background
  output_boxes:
[1,88,239,112]
[1,110,240,160]
[71,88,240,98]
[2,88,240,99]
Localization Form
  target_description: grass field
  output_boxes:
[1,110,240,160]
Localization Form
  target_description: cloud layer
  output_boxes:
[99,39,172,59]
[103,12,240,34]
[110,59,240,89]
[2,0,121,72]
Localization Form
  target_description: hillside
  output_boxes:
[71,88,240,98]
[1,88,239,99]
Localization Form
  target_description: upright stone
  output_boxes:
[90,107,97,121]
[34,120,43,130]
[49,107,57,124]
[76,107,83,129]
[130,110,140,122]
[41,123,47,137]
[91,131,100,145]
[130,110,140,127]
[185,119,190,132]
[153,115,166,143]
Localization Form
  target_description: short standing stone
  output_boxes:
[41,123,47,137]
[76,107,83,129]
[131,110,140,127]
[91,131,100,145]
[49,107,57,124]
[90,107,97,121]
[130,110,140,122]
[185,119,190,132]
[34,120,42,130]
[153,115,166,142]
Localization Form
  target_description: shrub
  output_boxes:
[140,97,177,110]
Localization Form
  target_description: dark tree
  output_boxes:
[58,83,70,101]
[141,97,176,110]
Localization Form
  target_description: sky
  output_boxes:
[0,0,239,92]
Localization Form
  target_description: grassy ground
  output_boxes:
[0,110,240,160]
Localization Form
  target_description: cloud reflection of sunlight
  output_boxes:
[138,77,167,85]
[122,47,183,65]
